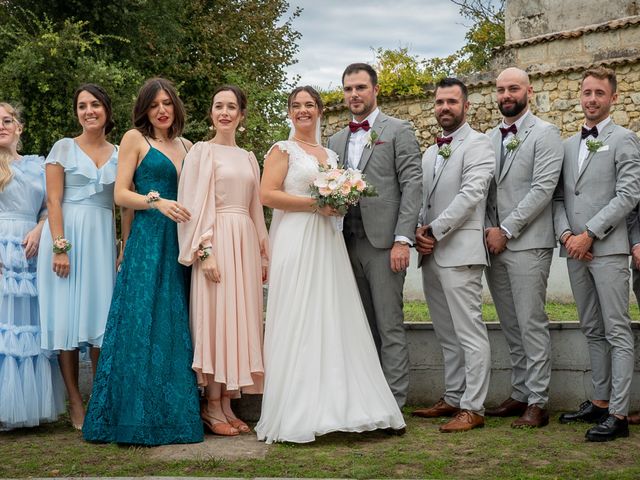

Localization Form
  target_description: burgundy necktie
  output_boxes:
[436,136,453,148]
[349,120,371,133]
[581,126,599,139]
[499,124,517,138]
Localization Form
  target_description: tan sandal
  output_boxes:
[226,416,251,433]
[202,413,240,436]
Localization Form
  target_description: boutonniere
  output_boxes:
[365,130,378,148]
[506,136,521,152]
[438,144,452,159]
[586,139,604,153]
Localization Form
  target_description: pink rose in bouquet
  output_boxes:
[310,166,377,216]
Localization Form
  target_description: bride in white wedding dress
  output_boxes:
[256,86,405,444]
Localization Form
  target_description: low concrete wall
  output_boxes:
[80,322,640,420]
[407,321,640,411]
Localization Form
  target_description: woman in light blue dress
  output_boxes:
[38,84,119,429]
[0,102,65,430]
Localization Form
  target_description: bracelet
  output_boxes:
[197,245,211,261]
[145,190,160,207]
[52,236,71,254]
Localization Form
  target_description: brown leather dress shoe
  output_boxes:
[412,398,460,418]
[511,405,549,428]
[485,397,528,417]
[628,412,640,425]
[439,410,484,433]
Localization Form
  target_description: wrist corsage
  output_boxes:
[52,236,71,254]
[145,190,160,207]
[197,245,211,261]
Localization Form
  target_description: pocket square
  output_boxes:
[375,140,385,145]
[597,145,609,152]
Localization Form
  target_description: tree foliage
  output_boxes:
[0,1,300,158]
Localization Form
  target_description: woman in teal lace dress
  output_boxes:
[83,78,203,445]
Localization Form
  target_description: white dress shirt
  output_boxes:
[347,108,380,169]
[435,122,467,176]
[578,116,611,173]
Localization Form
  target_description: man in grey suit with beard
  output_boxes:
[327,63,422,409]
[411,78,494,433]
[484,67,563,428]
[554,66,640,441]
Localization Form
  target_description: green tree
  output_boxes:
[0,1,301,159]
[0,11,142,154]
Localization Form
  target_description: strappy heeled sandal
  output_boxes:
[226,416,251,433]
[202,413,240,436]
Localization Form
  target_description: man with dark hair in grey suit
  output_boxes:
[327,63,422,409]
[554,66,640,441]
[412,77,494,432]
[484,67,563,428]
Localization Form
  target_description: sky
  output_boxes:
[285,1,471,90]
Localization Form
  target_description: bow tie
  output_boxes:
[581,126,598,139]
[349,120,371,133]
[436,136,453,148]
[499,124,517,138]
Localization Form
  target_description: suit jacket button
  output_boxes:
[575,191,580,195]
[427,204,431,209]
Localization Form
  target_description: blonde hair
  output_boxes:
[0,102,23,192]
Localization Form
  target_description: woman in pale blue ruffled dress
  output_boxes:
[38,84,119,429]
[0,102,65,430]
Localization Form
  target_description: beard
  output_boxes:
[498,96,528,118]
[436,110,464,132]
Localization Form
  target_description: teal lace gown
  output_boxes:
[82,146,204,445]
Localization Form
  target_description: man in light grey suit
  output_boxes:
[327,63,422,409]
[554,66,640,441]
[484,67,563,428]
[411,78,494,432]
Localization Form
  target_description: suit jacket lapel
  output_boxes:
[431,124,469,195]
[490,128,502,179]
[576,122,615,184]
[331,127,350,168]
[357,113,388,171]
[498,114,535,183]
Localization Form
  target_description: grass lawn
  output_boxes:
[2,412,640,479]
[403,301,640,323]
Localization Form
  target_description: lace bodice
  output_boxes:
[268,141,338,197]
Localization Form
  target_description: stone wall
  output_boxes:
[505,0,640,42]
[323,59,640,148]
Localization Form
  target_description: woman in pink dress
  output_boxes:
[178,85,268,436]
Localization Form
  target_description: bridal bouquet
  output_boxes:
[310,166,377,216]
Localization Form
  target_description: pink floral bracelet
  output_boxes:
[52,236,71,254]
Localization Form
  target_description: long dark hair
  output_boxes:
[133,77,186,140]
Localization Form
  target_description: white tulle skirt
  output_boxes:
[255,212,405,444]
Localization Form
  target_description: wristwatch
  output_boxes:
[586,229,597,239]
[395,240,411,246]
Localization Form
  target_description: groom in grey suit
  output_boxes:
[411,78,494,433]
[327,63,422,408]
[554,66,640,442]
[484,67,563,428]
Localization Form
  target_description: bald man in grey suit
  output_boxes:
[484,68,563,428]
[412,78,494,433]
[555,66,640,442]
